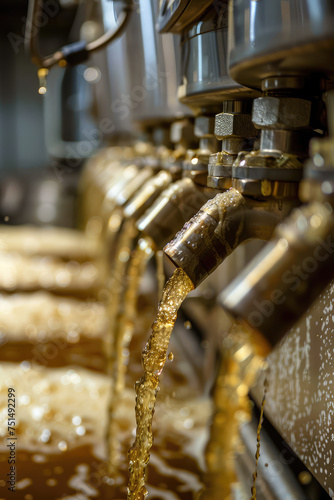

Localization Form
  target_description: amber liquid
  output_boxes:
[108,238,153,472]
[200,345,251,500]
[127,268,194,500]
[104,217,139,470]
[0,361,207,500]
[105,218,138,367]
[200,325,268,500]
[250,378,268,500]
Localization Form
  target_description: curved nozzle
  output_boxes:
[124,171,173,220]
[219,202,334,347]
[164,188,247,287]
[137,178,216,249]
[114,167,154,208]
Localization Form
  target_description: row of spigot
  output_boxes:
[1,79,333,375]
[90,77,334,362]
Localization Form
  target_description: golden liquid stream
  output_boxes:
[105,217,138,470]
[127,268,194,500]
[200,346,251,500]
[251,377,268,500]
[108,238,154,472]
[105,217,138,364]
[200,327,269,500]
[115,238,154,394]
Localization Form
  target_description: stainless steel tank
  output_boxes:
[229,0,334,89]
[101,0,190,131]
[178,3,258,108]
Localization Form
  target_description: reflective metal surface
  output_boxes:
[102,0,190,127]
[164,189,297,287]
[219,202,334,346]
[229,0,334,89]
[179,5,258,107]
[137,178,216,249]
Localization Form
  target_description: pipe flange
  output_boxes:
[233,166,303,182]
[207,151,235,190]
[232,151,303,182]
[208,164,232,178]
[233,178,300,198]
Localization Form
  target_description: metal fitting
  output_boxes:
[194,116,215,138]
[233,177,300,200]
[231,150,302,199]
[214,112,257,142]
[252,97,313,130]
[233,150,303,181]
[123,170,173,220]
[137,178,216,249]
[163,184,299,288]
[114,167,154,207]
[219,202,334,346]
[164,189,246,287]
[207,152,234,190]
[207,100,257,190]
[170,119,198,150]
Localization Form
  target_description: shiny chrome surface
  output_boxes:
[179,5,258,107]
[102,0,190,127]
[164,189,297,287]
[137,178,216,249]
[229,0,334,89]
[219,202,334,346]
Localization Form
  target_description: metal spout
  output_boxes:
[219,202,334,347]
[123,170,173,220]
[163,188,298,288]
[137,178,217,249]
[164,189,246,287]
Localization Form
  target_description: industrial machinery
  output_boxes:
[159,0,334,497]
[0,0,334,499]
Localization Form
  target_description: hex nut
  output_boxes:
[252,97,312,130]
[194,116,215,138]
[214,112,257,139]
[170,120,197,147]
